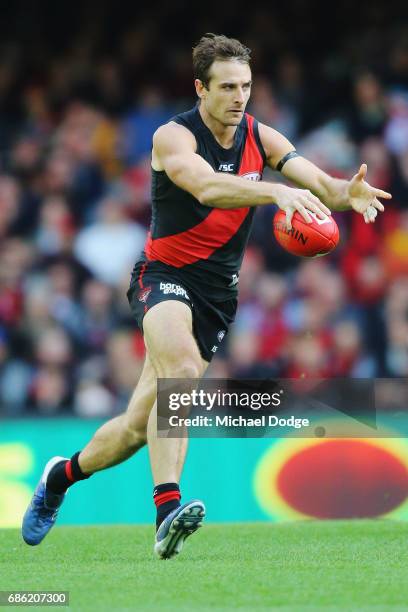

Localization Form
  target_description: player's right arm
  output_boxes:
[152,123,329,227]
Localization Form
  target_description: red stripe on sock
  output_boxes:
[65,460,74,482]
[154,490,181,508]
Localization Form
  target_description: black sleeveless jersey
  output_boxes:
[140,105,267,300]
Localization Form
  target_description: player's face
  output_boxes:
[197,60,252,126]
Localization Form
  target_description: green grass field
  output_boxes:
[1,521,408,611]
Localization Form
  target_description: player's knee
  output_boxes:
[160,358,202,379]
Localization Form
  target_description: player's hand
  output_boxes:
[274,184,331,230]
[348,164,392,223]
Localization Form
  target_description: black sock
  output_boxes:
[47,451,91,494]
[154,483,181,530]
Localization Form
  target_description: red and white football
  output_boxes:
[273,209,339,257]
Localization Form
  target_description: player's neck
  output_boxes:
[198,105,237,149]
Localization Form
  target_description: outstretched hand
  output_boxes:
[348,163,392,223]
[274,184,331,230]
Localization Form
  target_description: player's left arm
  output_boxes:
[258,122,392,223]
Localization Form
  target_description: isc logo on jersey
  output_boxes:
[159,282,190,300]
[218,165,261,182]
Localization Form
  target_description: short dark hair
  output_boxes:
[192,33,251,88]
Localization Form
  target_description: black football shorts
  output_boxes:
[127,260,238,362]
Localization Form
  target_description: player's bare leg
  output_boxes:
[143,301,208,558]
[144,301,207,483]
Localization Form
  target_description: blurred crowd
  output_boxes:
[1,3,408,416]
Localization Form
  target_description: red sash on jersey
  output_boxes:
[145,114,264,267]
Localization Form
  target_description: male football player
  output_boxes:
[23,33,390,559]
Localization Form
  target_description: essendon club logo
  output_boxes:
[240,171,261,181]
[138,286,152,303]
